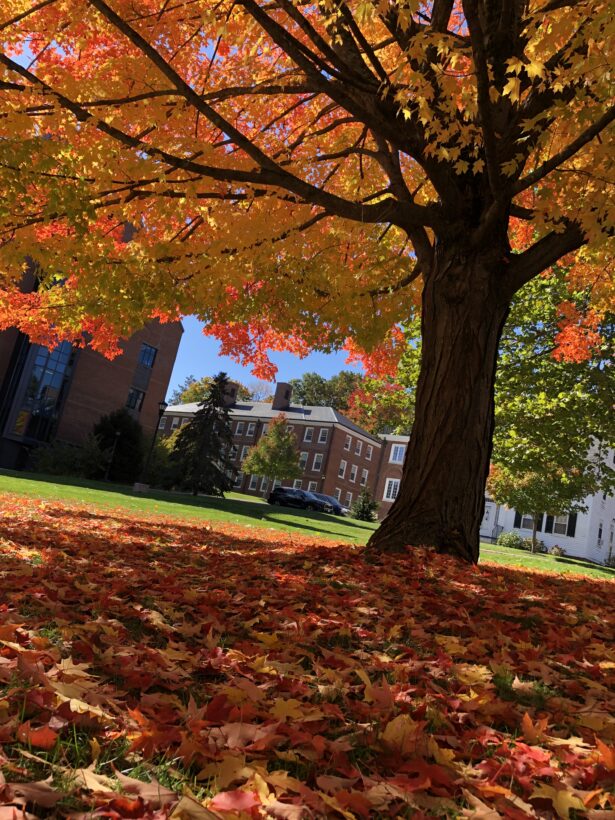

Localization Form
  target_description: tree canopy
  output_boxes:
[0,0,613,559]
[242,415,302,486]
[0,0,611,358]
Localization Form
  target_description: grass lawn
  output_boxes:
[0,496,613,818]
[1,469,613,580]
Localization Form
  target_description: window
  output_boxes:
[308,481,318,492]
[384,478,400,501]
[235,422,244,436]
[312,453,323,471]
[349,464,358,483]
[553,514,568,535]
[334,488,341,501]
[249,475,259,490]
[521,514,534,530]
[344,435,351,451]
[273,479,282,489]
[293,479,303,489]
[338,459,347,479]
[246,422,256,437]
[355,441,362,456]
[262,423,269,434]
[233,471,243,488]
[126,387,145,411]
[304,427,314,442]
[171,416,180,430]
[158,416,166,430]
[390,444,406,464]
[360,469,368,486]
[261,477,269,492]
[138,343,157,368]
[318,428,329,444]
[299,451,309,470]
[345,491,353,507]
[287,425,295,434]
[240,445,250,461]
[366,445,373,461]
[229,444,238,460]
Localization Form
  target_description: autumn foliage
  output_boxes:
[0,497,614,817]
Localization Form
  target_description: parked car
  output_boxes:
[267,487,333,512]
[310,492,349,516]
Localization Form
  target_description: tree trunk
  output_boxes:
[367,242,511,563]
[531,516,538,554]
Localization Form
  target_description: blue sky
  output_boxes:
[166,316,361,398]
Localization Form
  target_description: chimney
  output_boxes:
[272,382,292,411]
[222,381,240,407]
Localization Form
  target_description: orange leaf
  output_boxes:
[17,722,58,751]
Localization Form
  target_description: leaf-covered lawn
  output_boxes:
[0,498,614,819]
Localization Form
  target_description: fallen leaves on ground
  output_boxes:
[0,496,614,818]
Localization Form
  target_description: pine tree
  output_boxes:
[242,415,301,488]
[351,488,379,522]
[171,373,236,496]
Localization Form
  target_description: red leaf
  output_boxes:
[209,789,261,812]
[16,722,58,751]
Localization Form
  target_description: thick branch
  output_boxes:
[512,105,615,194]
[505,222,585,294]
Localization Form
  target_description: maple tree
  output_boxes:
[0,0,613,560]
[0,496,614,817]
[169,375,253,405]
[242,414,302,488]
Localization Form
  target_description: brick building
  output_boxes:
[163,381,407,515]
[163,382,383,510]
[0,320,183,469]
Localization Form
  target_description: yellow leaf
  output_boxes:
[381,714,421,757]
[530,784,585,819]
[503,77,521,102]
[526,59,546,80]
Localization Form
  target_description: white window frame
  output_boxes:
[235,421,244,437]
[384,478,400,501]
[229,445,238,460]
[349,464,358,483]
[360,469,368,486]
[171,417,180,430]
[158,417,166,429]
[366,445,373,461]
[260,477,269,492]
[355,440,362,456]
[553,514,569,536]
[338,459,347,479]
[334,488,341,501]
[390,444,406,464]
[233,471,243,488]
[521,514,534,530]
[312,453,323,472]
[303,427,314,442]
[318,428,329,444]
[262,423,269,434]
[345,491,353,507]
[249,474,259,490]
[273,479,282,489]
[344,435,351,451]
[240,445,250,461]
[308,481,318,492]
[246,422,256,437]
[293,479,303,489]
[299,451,309,470]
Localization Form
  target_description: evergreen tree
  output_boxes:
[351,488,379,522]
[242,415,301,488]
[171,373,236,496]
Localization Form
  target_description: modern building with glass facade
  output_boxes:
[0,320,183,469]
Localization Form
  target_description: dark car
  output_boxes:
[310,492,349,516]
[267,487,333,513]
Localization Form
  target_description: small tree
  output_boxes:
[92,408,144,483]
[170,375,252,405]
[171,373,236,496]
[351,488,379,522]
[242,415,301,490]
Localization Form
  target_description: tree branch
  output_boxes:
[512,105,615,194]
[505,222,585,294]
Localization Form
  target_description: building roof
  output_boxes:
[382,433,411,443]
[165,401,382,442]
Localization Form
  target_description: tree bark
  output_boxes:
[367,241,511,563]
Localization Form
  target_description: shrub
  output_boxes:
[497,531,525,550]
[522,536,547,553]
[92,408,144,483]
[33,435,108,479]
[550,545,566,557]
[351,488,379,521]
